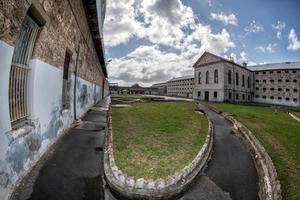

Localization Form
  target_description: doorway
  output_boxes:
[205,91,209,101]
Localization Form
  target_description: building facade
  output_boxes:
[167,75,194,98]
[193,52,300,107]
[0,0,108,199]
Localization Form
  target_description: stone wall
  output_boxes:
[0,0,108,199]
[0,0,106,86]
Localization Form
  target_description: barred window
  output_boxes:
[9,16,40,126]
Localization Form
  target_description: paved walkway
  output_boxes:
[10,98,110,200]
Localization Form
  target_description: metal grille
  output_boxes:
[9,16,39,125]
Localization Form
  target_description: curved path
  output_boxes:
[106,101,259,200]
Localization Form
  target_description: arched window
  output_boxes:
[228,70,232,84]
[247,76,250,88]
[198,72,202,84]
[236,72,239,85]
[214,69,218,83]
[206,71,209,84]
[242,75,245,87]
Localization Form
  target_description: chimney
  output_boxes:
[242,62,247,67]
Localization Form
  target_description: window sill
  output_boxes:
[10,124,34,141]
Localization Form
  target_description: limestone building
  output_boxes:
[193,52,300,107]
[0,0,108,199]
[167,75,194,98]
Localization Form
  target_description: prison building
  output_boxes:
[0,0,108,199]
[167,75,194,98]
[248,63,300,107]
[193,52,300,107]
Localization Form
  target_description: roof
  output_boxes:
[193,51,247,69]
[83,0,107,77]
[169,75,194,82]
[247,62,300,71]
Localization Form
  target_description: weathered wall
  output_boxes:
[0,0,108,199]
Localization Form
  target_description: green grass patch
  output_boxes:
[207,102,300,200]
[112,101,208,179]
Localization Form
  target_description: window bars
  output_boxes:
[9,16,40,125]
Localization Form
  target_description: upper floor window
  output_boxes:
[242,75,245,87]
[214,69,218,84]
[236,72,239,85]
[247,76,250,88]
[198,72,202,84]
[206,71,209,84]
[228,70,232,84]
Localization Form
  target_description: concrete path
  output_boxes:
[197,102,259,200]
[10,98,110,200]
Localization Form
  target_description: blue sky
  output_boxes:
[104,0,300,86]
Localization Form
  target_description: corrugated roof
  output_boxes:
[169,75,194,82]
[247,62,300,71]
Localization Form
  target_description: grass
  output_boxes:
[111,94,153,99]
[112,101,208,179]
[207,102,300,200]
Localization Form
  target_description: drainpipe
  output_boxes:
[102,79,105,99]
[73,45,80,120]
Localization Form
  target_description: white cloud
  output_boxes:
[207,0,212,7]
[272,21,286,30]
[272,21,285,39]
[287,29,300,51]
[104,0,236,86]
[276,31,282,39]
[256,43,277,53]
[238,51,256,65]
[244,20,264,34]
[210,12,238,26]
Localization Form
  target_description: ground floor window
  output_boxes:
[198,91,201,97]
[214,92,217,99]
[236,93,239,100]
[229,92,232,100]
[242,94,245,100]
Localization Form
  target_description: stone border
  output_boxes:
[221,113,282,200]
[288,112,300,122]
[103,107,213,200]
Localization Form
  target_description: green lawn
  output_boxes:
[112,101,208,179]
[207,102,300,200]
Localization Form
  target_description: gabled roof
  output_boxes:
[193,51,246,69]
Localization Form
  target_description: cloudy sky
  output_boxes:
[103,0,300,87]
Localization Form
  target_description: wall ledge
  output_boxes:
[104,105,213,200]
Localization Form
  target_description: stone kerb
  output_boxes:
[104,107,213,200]
[222,114,282,200]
